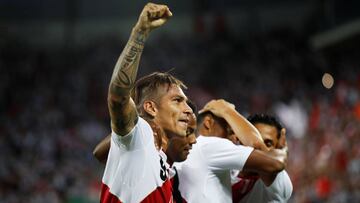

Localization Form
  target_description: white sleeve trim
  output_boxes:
[111,117,153,151]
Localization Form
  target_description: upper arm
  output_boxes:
[242,149,285,176]
[205,139,253,171]
[108,91,138,136]
[93,134,111,164]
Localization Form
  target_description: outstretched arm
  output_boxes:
[199,99,267,151]
[108,3,172,136]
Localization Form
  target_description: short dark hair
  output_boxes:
[247,114,283,139]
[197,111,227,128]
[132,72,187,118]
[187,99,197,116]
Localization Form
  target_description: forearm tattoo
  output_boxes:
[108,30,147,134]
[111,30,147,91]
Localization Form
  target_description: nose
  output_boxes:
[183,101,193,115]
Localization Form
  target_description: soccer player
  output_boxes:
[101,3,196,203]
[176,99,288,203]
[232,114,293,203]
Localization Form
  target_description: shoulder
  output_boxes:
[111,117,154,150]
[197,135,234,145]
[199,136,252,151]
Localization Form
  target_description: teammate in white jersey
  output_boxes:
[232,114,293,203]
[176,100,288,203]
[101,3,196,203]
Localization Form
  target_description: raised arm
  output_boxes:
[199,99,268,151]
[108,3,172,136]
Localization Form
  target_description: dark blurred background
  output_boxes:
[1,0,360,202]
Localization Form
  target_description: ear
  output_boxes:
[276,128,287,149]
[143,100,157,117]
[203,115,214,130]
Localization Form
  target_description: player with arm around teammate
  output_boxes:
[175,100,288,203]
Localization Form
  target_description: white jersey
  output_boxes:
[100,117,173,203]
[175,135,253,203]
[232,170,293,203]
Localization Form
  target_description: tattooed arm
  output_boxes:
[108,3,172,136]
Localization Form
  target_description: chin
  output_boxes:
[175,156,187,163]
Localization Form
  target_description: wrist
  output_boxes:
[222,107,237,120]
[130,27,149,46]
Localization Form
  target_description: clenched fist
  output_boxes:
[135,3,172,33]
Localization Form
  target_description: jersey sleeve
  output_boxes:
[111,117,153,151]
[203,138,254,171]
[265,170,293,201]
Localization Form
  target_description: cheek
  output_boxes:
[165,107,177,121]
[171,138,185,148]
[177,139,188,148]
[171,103,182,114]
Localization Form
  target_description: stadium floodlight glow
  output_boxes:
[322,73,334,89]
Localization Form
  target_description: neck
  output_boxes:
[198,128,208,136]
[198,128,216,137]
[165,153,174,166]
[145,118,165,150]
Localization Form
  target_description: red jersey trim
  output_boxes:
[101,179,173,203]
[232,175,259,203]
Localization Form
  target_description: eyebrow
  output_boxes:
[173,94,187,101]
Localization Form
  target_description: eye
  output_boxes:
[186,128,194,136]
[173,97,183,103]
[264,140,274,148]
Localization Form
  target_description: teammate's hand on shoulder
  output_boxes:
[135,3,172,33]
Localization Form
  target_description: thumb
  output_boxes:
[150,18,169,28]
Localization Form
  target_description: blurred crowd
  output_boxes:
[1,25,359,202]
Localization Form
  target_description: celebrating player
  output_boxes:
[101,3,196,203]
